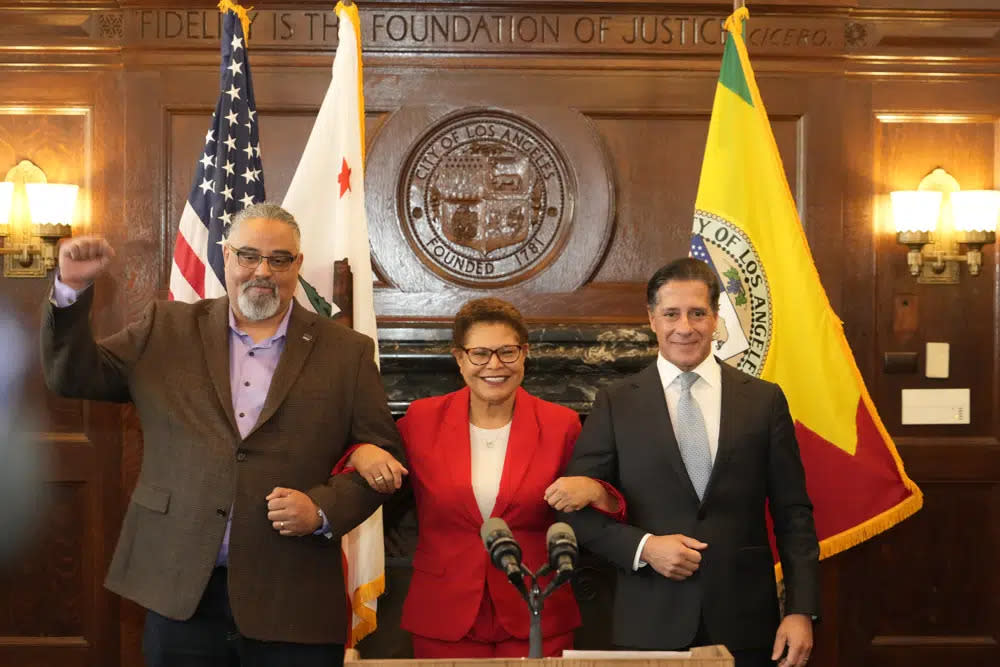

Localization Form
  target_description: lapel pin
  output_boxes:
[302,333,313,342]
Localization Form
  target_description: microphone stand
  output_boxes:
[513,562,573,659]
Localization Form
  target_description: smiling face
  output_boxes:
[648,279,719,371]
[223,217,303,322]
[453,321,527,409]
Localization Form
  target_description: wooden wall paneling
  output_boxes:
[837,474,1000,667]
[588,111,714,284]
[2,2,999,666]
[832,76,1000,666]
[824,444,1000,665]
[0,71,123,667]
[583,76,807,281]
[359,67,817,324]
[121,65,171,667]
[791,74,849,313]
[92,69,129,667]
[840,79,879,384]
[860,0,1000,11]
[868,77,1000,442]
[0,436,91,666]
[875,115,996,436]
[123,69,168,308]
[811,559,842,667]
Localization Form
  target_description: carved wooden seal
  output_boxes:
[367,105,614,294]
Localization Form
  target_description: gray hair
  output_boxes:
[227,202,301,250]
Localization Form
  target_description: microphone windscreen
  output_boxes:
[546,522,577,547]
[481,516,513,547]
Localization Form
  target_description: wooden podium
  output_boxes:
[345,645,734,666]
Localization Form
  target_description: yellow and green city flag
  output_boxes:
[692,7,922,571]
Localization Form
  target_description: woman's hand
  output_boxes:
[545,476,602,512]
[348,444,409,494]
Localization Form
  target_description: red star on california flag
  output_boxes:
[338,157,352,198]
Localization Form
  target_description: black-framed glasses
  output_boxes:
[462,345,524,366]
[227,244,298,272]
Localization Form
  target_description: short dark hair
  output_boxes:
[452,298,529,347]
[646,258,721,312]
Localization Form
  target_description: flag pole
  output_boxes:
[734,0,745,9]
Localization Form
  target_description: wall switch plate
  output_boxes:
[901,388,969,425]
[884,351,918,374]
[925,342,949,378]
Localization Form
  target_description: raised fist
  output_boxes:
[58,236,115,290]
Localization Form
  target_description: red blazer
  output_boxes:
[398,386,583,642]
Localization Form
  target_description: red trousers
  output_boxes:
[411,590,575,659]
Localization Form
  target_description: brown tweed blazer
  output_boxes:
[41,288,404,644]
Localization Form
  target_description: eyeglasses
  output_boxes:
[462,345,525,366]
[226,244,298,272]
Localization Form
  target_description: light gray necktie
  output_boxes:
[675,371,713,500]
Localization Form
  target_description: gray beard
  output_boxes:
[238,279,281,321]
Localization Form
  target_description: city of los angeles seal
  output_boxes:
[690,210,773,378]
[401,111,571,287]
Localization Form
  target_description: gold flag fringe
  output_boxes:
[774,490,923,581]
[217,0,252,43]
[349,573,385,645]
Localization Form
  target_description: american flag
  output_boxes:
[169,6,264,301]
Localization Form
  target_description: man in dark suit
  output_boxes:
[42,202,404,667]
[561,257,818,667]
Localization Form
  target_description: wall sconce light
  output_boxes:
[0,159,77,278]
[891,167,999,284]
[0,181,13,227]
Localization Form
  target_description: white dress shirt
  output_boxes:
[470,422,512,520]
[51,273,87,307]
[633,353,722,570]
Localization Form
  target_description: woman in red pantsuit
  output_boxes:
[349,298,621,658]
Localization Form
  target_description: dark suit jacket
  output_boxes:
[561,360,819,651]
[41,288,404,644]
[397,387,582,642]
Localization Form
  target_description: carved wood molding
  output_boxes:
[0,2,995,70]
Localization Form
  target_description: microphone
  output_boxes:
[546,522,578,579]
[481,518,524,583]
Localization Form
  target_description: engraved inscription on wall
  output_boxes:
[400,112,570,287]
[97,9,846,53]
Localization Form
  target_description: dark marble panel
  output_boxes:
[379,324,658,415]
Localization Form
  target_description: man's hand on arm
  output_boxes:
[772,613,813,667]
[265,487,324,537]
[640,534,708,580]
